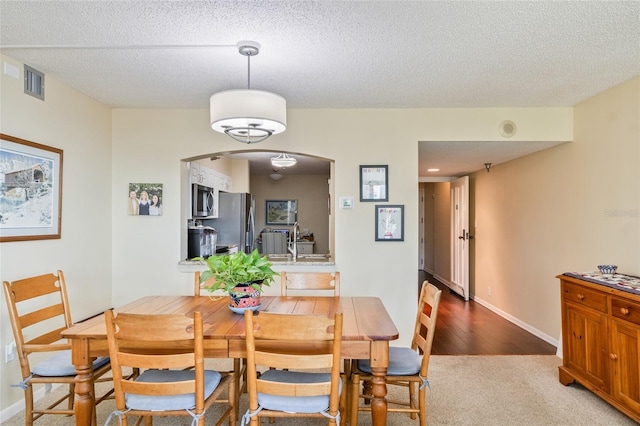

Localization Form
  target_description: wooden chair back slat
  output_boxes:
[19,303,66,329]
[25,327,69,346]
[8,273,64,302]
[412,281,442,375]
[280,271,340,296]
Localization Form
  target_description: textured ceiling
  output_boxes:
[1,1,638,177]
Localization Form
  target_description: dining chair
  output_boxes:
[195,269,246,418]
[104,309,235,426]
[3,270,113,426]
[242,310,344,425]
[350,281,442,426]
[280,271,340,296]
[279,271,349,398]
[194,270,215,297]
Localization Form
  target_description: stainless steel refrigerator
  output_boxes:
[205,192,255,254]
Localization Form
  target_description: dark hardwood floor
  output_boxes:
[419,271,556,355]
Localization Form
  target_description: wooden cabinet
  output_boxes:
[190,163,232,219]
[560,281,609,391]
[190,163,232,191]
[190,163,204,185]
[559,275,640,422]
[610,295,640,414]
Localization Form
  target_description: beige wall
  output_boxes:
[472,76,639,342]
[0,55,113,414]
[421,183,435,272]
[2,51,587,417]
[433,182,452,282]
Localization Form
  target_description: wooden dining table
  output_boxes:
[62,294,399,426]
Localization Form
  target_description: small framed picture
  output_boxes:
[375,205,404,241]
[360,165,388,202]
[266,200,298,225]
[128,183,163,216]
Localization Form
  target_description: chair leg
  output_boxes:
[350,372,360,425]
[233,358,242,420]
[67,383,75,410]
[228,370,237,426]
[362,379,372,405]
[25,385,34,426]
[419,385,427,426]
[339,373,348,426]
[409,381,417,420]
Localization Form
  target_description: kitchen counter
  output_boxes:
[178,253,335,273]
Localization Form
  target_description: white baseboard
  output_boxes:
[0,384,59,422]
[472,296,559,348]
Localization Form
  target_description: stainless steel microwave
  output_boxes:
[192,184,216,218]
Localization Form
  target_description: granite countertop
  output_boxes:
[178,254,335,273]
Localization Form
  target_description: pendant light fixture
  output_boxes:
[271,153,297,168]
[210,41,287,144]
[269,169,284,181]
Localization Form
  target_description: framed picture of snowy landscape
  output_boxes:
[0,134,63,242]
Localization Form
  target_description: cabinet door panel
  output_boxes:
[564,302,609,391]
[611,319,640,412]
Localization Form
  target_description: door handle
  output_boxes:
[459,230,474,240]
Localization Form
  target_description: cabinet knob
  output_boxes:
[577,294,585,300]
[610,353,618,361]
[620,307,630,316]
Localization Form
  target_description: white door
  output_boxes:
[418,188,425,270]
[450,176,470,300]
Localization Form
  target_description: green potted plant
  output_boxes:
[200,249,277,313]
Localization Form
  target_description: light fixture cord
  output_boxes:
[247,54,251,89]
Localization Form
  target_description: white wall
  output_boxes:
[0,55,113,415]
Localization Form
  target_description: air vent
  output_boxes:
[24,65,45,100]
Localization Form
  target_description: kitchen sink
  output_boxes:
[267,253,332,262]
[267,254,293,260]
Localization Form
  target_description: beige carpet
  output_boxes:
[2,355,636,425]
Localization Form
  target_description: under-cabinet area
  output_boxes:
[558,273,640,423]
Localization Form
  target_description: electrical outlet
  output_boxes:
[488,287,492,297]
[5,341,16,363]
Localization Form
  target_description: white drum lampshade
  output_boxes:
[210,89,287,144]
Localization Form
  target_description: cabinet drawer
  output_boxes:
[562,281,607,313]
[296,242,314,254]
[611,297,640,326]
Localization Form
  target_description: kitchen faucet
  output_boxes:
[288,221,299,259]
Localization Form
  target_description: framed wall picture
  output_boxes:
[0,134,63,242]
[128,183,163,216]
[266,200,298,225]
[375,205,404,241]
[360,165,388,201]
